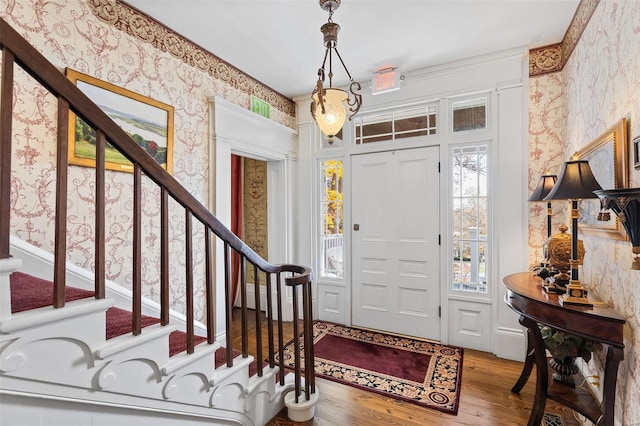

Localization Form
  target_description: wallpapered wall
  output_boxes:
[1,0,294,320]
[529,1,640,423]
[243,158,268,280]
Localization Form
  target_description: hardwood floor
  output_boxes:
[231,309,582,425]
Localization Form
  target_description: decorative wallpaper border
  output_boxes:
[88,0,295,116]
[529,0,600,76]
[529,43,564,75]
[91,0,597,96]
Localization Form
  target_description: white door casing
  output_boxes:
[351,146,440,340]
[209,97,298,331]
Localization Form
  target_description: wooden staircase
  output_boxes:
[0,16,316,426]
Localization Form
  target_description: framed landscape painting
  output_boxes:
[66,68,174,173]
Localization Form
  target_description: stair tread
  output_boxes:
[10,272,94,313]
[105,306,161,339]
[8,272,246,364]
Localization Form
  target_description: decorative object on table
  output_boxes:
[544,153,602,307]
[310,0,362,144]
[540,326,601,387]
[576,117,628,239]
[529,172,558,279]
[278,321,463,415]
[594,188,640,270]
[543,224,584,292]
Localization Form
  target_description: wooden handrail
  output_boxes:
[0,15,315,405]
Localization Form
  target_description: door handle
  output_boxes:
[353,224,360,231]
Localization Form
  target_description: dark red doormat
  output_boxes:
[279,321,463,415]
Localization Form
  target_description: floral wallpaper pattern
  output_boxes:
[530,1,640,423]
[528,73,565,267]
[1,0,295,320]
[243,158,268,281]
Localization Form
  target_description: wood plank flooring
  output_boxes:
[231,309,583,425]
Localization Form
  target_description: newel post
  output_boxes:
[283,272,319,422]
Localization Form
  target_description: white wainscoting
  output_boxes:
[316,282,346,324]
[448,299,492,352]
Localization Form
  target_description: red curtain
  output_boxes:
[230,154,243,305]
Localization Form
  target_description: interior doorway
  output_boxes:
[209,96,297,329]
[230,154,269,310]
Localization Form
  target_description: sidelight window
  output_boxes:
[320,160,343,278]
[451,144,488,293]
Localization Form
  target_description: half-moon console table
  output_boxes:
[503,272,625,426]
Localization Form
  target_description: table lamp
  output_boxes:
[544,153,602,307]
[528,173,557,278]
[529,173,558,239]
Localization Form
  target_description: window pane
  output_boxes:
[452,98,487,132]
[320,160,344,278]
[355,105,437,145]
[451,145,488,293]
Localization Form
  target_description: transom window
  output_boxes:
[452,98,487,132]
[354,105,437,145]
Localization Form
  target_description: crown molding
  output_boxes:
[529,0,600,77]
[89,0,295,116]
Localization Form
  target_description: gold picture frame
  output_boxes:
[577,117,628,240]
[66,68,174,173]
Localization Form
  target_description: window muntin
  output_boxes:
[451,145,488,293]
[355,105,437,145]
[452,98,487,132]
[320,160,344,278]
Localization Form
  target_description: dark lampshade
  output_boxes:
[529,174,558,201]
[544,159,602,201]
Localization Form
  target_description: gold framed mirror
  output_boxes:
[577,117,628,240]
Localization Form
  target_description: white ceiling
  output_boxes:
[124,0,580,99]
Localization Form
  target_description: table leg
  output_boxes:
[599,345,624,426]
[512,327,535,394]
[520,315,548,426]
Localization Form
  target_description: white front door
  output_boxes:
[351,147,440,340]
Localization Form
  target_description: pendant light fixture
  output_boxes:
[310,0,362,144]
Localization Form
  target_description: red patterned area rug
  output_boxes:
[280,321,463,415]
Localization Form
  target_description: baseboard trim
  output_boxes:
[495,326,526,361]
[236,282,268,313]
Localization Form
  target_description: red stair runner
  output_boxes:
[8,272,238,362]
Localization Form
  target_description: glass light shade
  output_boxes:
[312,88,348,141]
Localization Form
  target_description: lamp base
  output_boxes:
[559,280,592,307]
